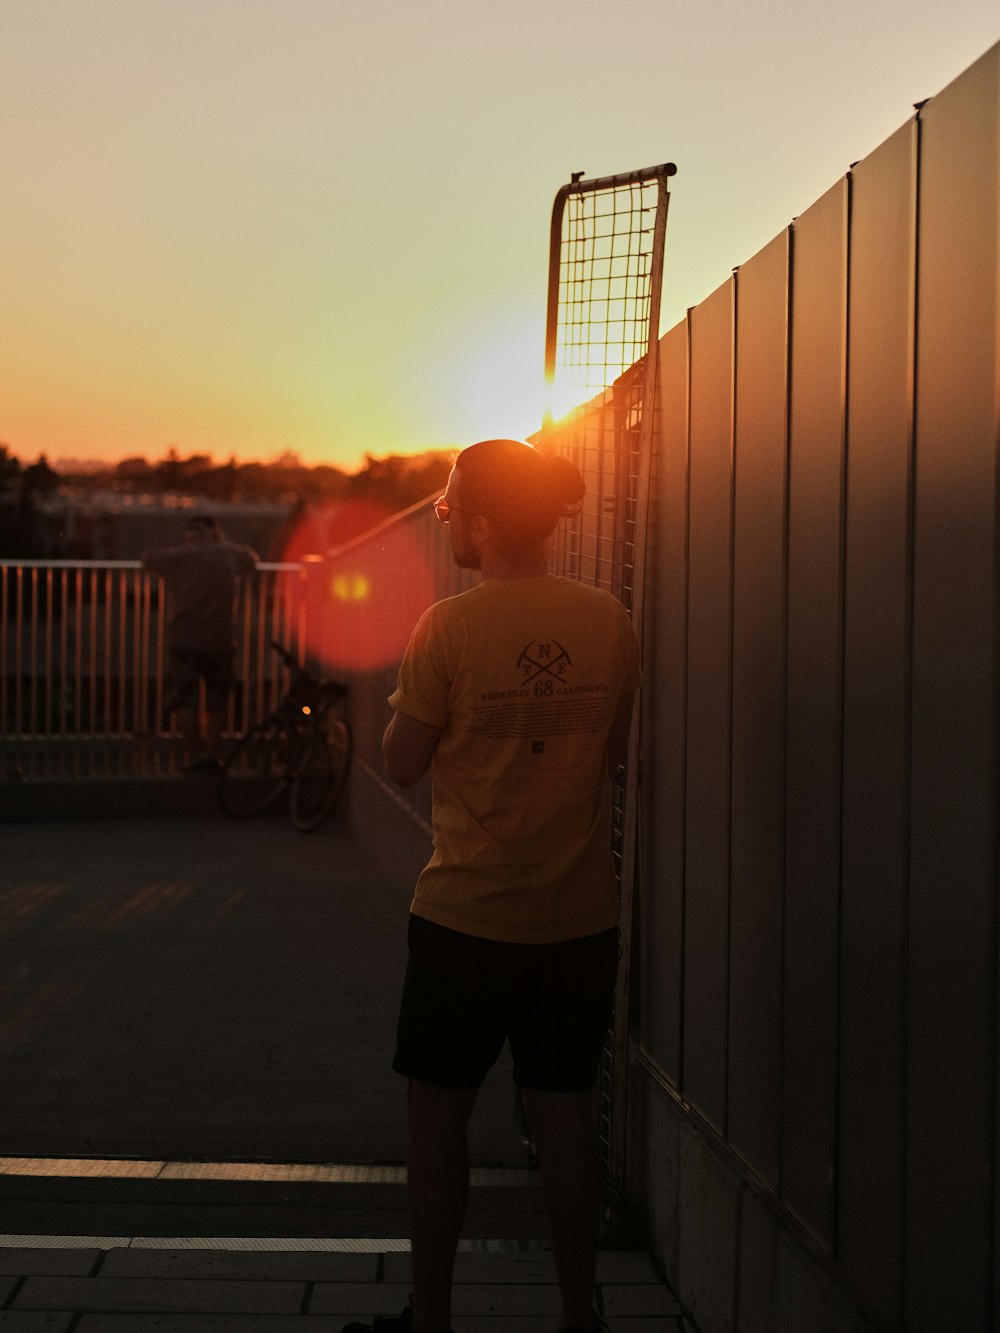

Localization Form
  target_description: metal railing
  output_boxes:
[0,558,315,780]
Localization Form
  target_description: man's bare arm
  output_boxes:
[606,689,637,774]
[382,710,443,788]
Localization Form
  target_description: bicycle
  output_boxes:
[217,641,351,832]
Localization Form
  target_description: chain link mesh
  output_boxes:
[539,164,674,1228]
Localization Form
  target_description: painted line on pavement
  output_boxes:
[0,1158,537,1186]
[0,1235,548,1252]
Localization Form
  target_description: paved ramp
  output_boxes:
[0,813,524,1168]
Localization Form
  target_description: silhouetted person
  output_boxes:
[347,441,641,1333]
[142,514,258,772]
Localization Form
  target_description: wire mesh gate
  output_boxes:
[539,162,676,1227]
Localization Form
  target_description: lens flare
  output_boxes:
[279,498,391,565]
[277,500,435,673]
[331,572,372,602]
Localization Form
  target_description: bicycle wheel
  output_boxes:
[218,720,293,818]
[290,719,351,832]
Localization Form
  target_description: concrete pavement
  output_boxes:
[0,810,691,1329]
[0,1235,688,1330]
[0,812,517,1164]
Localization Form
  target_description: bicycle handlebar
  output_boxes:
[270,639,299,669]
[270,640,349,698]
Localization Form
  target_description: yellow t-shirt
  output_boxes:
[388,575,642,944]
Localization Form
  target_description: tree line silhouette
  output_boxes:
[0,445,454,558]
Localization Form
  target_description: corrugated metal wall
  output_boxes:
[640,42,999,1330]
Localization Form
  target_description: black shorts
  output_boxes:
[393,914,619,1093]
[167,648,234,712]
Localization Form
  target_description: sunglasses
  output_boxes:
[433,496,461,523]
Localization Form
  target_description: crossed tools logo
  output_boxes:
[517,640,572,696]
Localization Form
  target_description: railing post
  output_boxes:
[0,558,306,779]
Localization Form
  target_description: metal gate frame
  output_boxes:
[540,161,676,1226]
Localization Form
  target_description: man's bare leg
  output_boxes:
[175,706,201,763]
[204,708,225,761]
[521,1088,601,1331]
[406,1079,477,1333]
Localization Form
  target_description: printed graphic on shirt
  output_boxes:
[518,639,571,690]
[467,638,610,742]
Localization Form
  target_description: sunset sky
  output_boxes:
[3,1,997,471]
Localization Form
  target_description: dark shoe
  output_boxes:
[184,756,222,775]
[342,1313,410,1332]
[342,1310,412,1333]
[341,1311,453,1333]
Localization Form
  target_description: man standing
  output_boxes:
[351,441,641,1333]
[142,514,258,772]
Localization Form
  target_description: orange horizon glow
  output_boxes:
[4,4,996,477]
[1,309,553,473]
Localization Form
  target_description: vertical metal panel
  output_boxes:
[632,39,999,1330]
[682,280,734,1131]
[781,178,848,1243]
[727,232,790,1187]
[905,47,999,1332]
[641,320,690,1083]
[838,118,917,1321]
